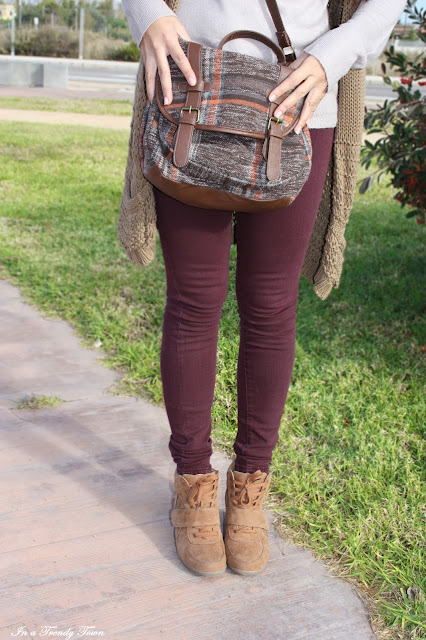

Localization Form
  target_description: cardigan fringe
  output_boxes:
[117,0,365,301]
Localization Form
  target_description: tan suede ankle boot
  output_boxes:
[224,459,272,575]
[171,468,226,577]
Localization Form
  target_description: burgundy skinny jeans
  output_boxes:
[154,127,335,476]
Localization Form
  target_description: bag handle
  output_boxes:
[218,30,286,65]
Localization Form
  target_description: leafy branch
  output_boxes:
[360,0,425,224]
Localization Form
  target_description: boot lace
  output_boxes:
[186,475,218,539]
[231,470,268,535]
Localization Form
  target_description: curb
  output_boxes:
[0,54,139,71]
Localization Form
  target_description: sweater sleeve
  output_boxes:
[302,0,408,92]
[121,0,175,49]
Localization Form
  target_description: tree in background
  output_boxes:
[360,0,425,225]
[0,0,134,57]
[16,0,130,38]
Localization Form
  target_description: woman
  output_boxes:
[121,0,407,577]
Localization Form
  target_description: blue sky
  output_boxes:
[406,0,426,19]
[414,0,426,8]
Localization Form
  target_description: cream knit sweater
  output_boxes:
[122,0,407,129]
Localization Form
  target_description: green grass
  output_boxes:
[16,394,65,409]
[0,96,134,116]
[0,121,424,639]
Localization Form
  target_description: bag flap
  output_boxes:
[155,39,305,139]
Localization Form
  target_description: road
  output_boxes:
[68,66,425,104]
[69,66,138,86]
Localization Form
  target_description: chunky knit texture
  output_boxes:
[117,0,365,300]
[301,0,366,298]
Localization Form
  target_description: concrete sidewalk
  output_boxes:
[0,107,131,130]
[0,276,376,639]
[0,83,135,101]
[0,106,385,145]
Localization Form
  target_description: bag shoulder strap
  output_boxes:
[264,0,296,62]
[166,0,296,62]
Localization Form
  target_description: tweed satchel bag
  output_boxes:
[140,2,312,212]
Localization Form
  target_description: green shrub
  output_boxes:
[400,27,419,41]
[106,17,132,41]
[108,40,140,62]
[0,26,10,54]
[0,25,78,57]
[0,25,134,59]
[107,25,132,41]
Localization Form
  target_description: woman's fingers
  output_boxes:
[268,53,310,102]
[143,54,158,102]
[140,16,196,105]
[155,46,175,105]
[293,87,325,133]
[268,53,328,126]
[168,40,197,96]
[274,76,317,117]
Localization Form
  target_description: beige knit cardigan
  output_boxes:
[117,0,365,300]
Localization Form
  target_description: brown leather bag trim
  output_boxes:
[155,90,269,140]
[155,83,294,142]
[264,64,287,176]
[264,0,296,62]
[266,120,285,181]
[262,66,303,166]
[178,81,212,92]
[218,29,285,64]
[263,64,304,179]
[145,164,293,213]
[173,42,204,167]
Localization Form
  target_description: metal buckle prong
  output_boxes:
[180,106,200,123]
[268,116,285,130]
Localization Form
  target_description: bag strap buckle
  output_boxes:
[173,42,203,168]
[268,116,285,131]
[180,106,200,124]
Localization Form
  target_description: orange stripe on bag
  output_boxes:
[207,48,223,126]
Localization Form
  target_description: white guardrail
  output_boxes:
[1,47,424,90]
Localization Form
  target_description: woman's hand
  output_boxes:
[268,53,328,133]
[140,16,196,104]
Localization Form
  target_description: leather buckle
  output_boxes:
[268,116,285,130]
[180,106,200,123]
[283,45,296,57]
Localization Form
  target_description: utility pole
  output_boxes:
[10,7,15,55]
[78,7,84,60]
[18,0,21,28]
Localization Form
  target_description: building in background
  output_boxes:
[0,3,14,20]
